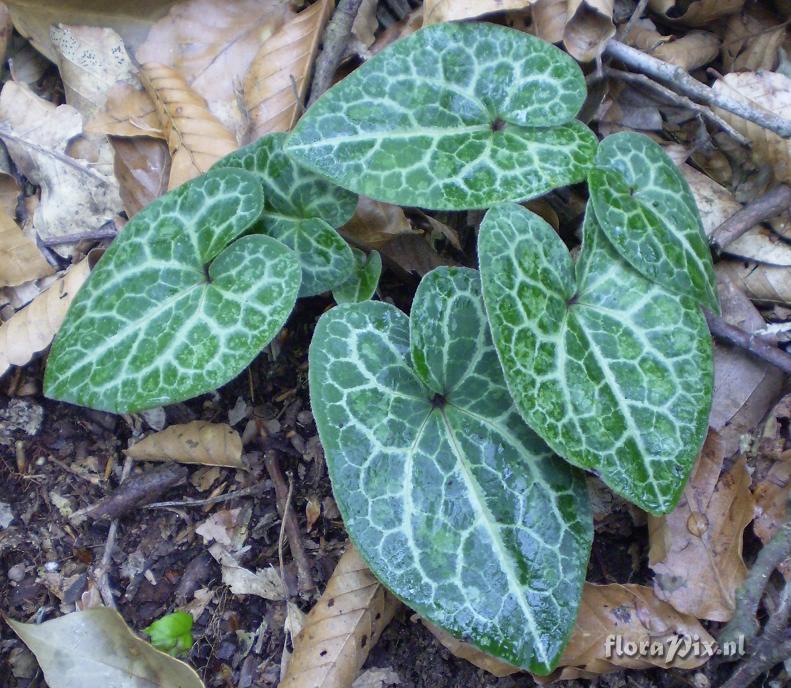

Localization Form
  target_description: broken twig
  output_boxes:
[706,311,791,374]
[710,185,791,253]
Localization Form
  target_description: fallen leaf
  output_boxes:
[718,259,791,304]
[210,544,287,600]
[341,197,419,249]
[7,607,203,688]
[125,420,243,468]
[7,41,48,84]
[136,0,295,141]
[50,24,137,120]
[0,82,122,255]
[352,0,379,48]
[753,459,791,544]
[196,507,250,552]
[625,20,719,71]
[546,583,715,679]
[370,7,423,54]
[305,495,321,531]
[649,0,744,26]
[722,9,785,72]
[352,668,402,688]
[528,0,567,43]
[563,0,615,62]
[0,167,19,217]
[422,0,536,24]
[244,0,333,142]
[712,71,791,184]
[422,620,520,677]
[140,63,238,190]
[0,210,53,287]
[648,432,753,621]
[111,136,170,217]
[281,546,400,688]
[379,234,457,277]
[0,3,11,66]
[86,82,165,140]
[0,250,99,377]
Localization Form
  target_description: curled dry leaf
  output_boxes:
[140,63,238,190]
[625,20,720,72]
[0,210,53,287]
[753,459,791,542]
[125,420,243,468]
[281,546,400,688]
[352,0,379,48]
[0,172,19,217]
[341,196,420,249]
[718,259,791,304]
[422,621,520,678]
[244,0,333,142]
[529,0,568,43]
[0,3,11,66]
[0,250,99,377]
[209,543,288,600]
[712,71,791,184]
[422,0,536,25]
[50,24,137,120]
[545,583,715,680]
[648,432,754,622]
[136,0,295,141]
[563,0,615,62]
[7,607,203,688]
[649,0,744,26]
[111,136,170,217]
[722,10,785,72]
[87,82,165,140]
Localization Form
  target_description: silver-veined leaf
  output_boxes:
[478,203,712,515]
[332,249,382,304]
[45,169,301,413]
[214,133,356,296]
[588,132,719,312]
[309,266,592,674]
[286,22,597,211]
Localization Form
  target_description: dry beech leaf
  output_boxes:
[244,0,333,142]
[140,63,238,190]
[50,24,137,120]
[0,3,11,66]
[625,20,719,71]
[281,546,400,688]
[563,0,615,62]
[649,0,744,26]
[529,0,568,43]
[648,432,753,621]
[0,81,122,253]
[722,10,785,72]
[422,0,536,25]
[370,7,423,55]
[0,173,19,217]
[125,420,243,468]
[8,607,203,688]
[208,542,288,600]
[352,0,379,48]
[136,0,295,141]
[111,136,170,217]
[87,82,165,140]
[718,259,791,304]
[708,272,783,455]
[380,234,457,277]
[713,71,791,183]
[0,250,99,376]
[341,196,420,249]
[544,583,715,680]
[753,459,791,540]
[422,621,520,678]
[0,210,53,287]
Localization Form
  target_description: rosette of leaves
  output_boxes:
[588,132,719,312]
[213,133,358,296]
[286,22,597,210]
[309,266,593,674]
[478,203,713,515]
[45,169,301,413]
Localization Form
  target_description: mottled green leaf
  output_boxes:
[309,267,592,674]
[45,169,301,413]
[332,249,382,304]
[286,22,597,211]
[589,132,719,312]
[214,133,356,296]
[478,203,712,515]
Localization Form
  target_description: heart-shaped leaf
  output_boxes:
[286,22,597,211]
[45,169,301,413]
[309,266,593,674]
[332,249,382,304]
[478,203,713,515]
[214,133,356,296]
[588,132,719,312]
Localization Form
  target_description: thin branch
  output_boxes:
[43,223,119,247]
[705,311,791,374]
[143,481,268,509]
[619,0,650,43]
[604,40,791,139]
[710,185,791,253]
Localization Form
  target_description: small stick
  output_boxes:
[43,223,119,247]
[143,481,268,509]
[603,67,751,147]
[710,185,791,253]
[263,447,314,592]
[604,40,791,139]
[706,311,791,374]
[619,0,650,43]
[278,475,294,591]
[307,0,365,106]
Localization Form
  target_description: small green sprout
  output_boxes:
[144,611,193,656]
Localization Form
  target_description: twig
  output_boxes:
[307,0,365,106]
[710,185,791,253]
[604,40,791,139]
[42,223,119,247]
[278,475,294,592]
[142,481,268,509]
[705,311,791,374]
[619,0,650,43]
[262,447,314,593]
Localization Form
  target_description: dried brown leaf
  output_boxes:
[380,234,457,277]
[136,0,295,141]
[0,3,11,67]
[86,82,165,140]
[111,136,170,217]
[649,0,744,26]
[370,7,423,55]
[648,432,753,621]
[244,0,333,142]
[125,420,243,468]
[718,259,791,304]
[140,63,238,190]
[0,250,98,376]
[753,459,791,543]
[423,0,536,25]
[529,0,568,43]
[712,71,791,184]
[722,10,786,72]
[0,173,19,217]
[352,0,379,48]
[625,20,719,71]
[341,196,420,249]
[0,210,53,287]
[281,546,400,688]
[422,621,520,677]
[563,0,615,62]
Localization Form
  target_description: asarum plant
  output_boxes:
[44,21,717,674]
